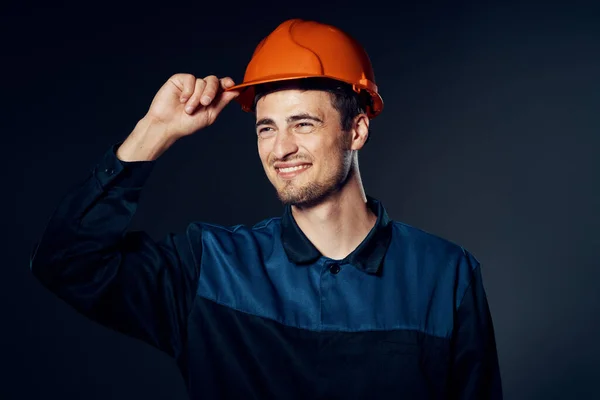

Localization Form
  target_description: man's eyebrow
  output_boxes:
[255,113,323,128]
[286,113,323,124]
[256,118,274,128]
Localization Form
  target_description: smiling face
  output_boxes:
[255,89,357,207]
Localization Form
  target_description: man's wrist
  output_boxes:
[116,117,175,162]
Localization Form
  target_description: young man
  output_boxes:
[30,19,502,399]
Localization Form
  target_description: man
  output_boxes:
[30,19,502,399]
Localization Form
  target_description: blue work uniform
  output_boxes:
[30,143,503,399]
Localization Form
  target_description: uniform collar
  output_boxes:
[280,196,393,274]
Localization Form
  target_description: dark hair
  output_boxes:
[252,78,373,144]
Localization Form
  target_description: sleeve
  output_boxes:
[29,143,201,359]
[449,253,503,399]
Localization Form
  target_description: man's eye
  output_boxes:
[295,122,314,131]
[257,127,275,138]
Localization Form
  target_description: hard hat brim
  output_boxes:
[225,74,383,118]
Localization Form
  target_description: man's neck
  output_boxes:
[291,176,377,260]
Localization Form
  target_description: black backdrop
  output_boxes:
[4,1,600,399]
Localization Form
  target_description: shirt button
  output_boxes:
[104,168,115,175]
[329,263,341,274]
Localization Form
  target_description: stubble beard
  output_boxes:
[276,135,353,209]
[277,176,342,209]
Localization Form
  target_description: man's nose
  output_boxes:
[272,130,299,160]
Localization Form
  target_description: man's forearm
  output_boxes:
[117,117,176,162]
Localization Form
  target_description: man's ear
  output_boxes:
[350,114,370,150]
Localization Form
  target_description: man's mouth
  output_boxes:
[275,164,312,178]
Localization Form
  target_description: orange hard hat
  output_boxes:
[226,19,383,118]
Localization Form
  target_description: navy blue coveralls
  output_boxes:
[30,144,503,399]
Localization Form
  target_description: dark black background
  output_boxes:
[4,1,600,398]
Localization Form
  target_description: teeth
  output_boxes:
[279,165,310,173]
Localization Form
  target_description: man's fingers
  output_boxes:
[184,78,207,114]
[220,77,235,89]
[200,75,220,106]
[179,75,238,115]
[176,74,196,103]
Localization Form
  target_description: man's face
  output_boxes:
[255,89,353,207]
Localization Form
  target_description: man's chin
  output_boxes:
[276,189,328,209]
[277,191,307,207]
[277,193,301,206]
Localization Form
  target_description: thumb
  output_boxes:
[210,89,240,115]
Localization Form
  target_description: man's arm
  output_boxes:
[449,254,503,399]
[29,73,240,357]
[29,138,199,357]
